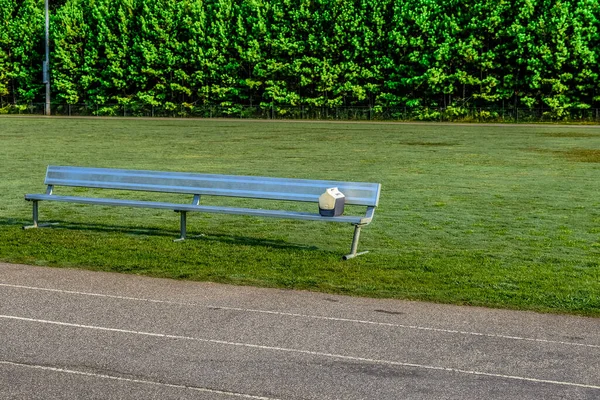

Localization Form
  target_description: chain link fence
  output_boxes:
[2,103,600,123]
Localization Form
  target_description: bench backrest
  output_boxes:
[45,166,381,207]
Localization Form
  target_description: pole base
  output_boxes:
[23,222,59,230]
[342,251,369,261]
[173,234,205,242]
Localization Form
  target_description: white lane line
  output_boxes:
[0,360,280,400]
[2,314,600,391]
[1,282,598,349]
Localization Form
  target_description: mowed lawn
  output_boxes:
[1,117,599,315]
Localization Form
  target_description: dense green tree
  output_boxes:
[0,0,15,104]
[131,0,191,109]
[1,0,43,105]
[2,0,600,118]
[51,0,86,104]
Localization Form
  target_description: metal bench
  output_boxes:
[24,166,381,259]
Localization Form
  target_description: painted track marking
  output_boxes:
[1,282,598,349]
[0,360,280,400]
[1,314,599,391]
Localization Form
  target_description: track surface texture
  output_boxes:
[1,262,599,399]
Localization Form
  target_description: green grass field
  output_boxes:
[1,117,599,315]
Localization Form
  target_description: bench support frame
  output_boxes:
[343,224,369,260]
[23,200,59,230]
[23,200,370,258]
[174,211,187,242]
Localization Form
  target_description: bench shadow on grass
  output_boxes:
[2,218,319,252]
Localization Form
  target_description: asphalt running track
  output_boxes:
[1,263,599,399]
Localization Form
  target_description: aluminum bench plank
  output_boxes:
[45,166,381,206]
[24,194,365,224]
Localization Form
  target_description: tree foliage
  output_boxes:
[1,0,599,114]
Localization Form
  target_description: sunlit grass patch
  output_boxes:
[561,148,600,163]
[1,117,599,316]
[541,132,598,138]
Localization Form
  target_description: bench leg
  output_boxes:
[23,201,58,230]
[343,224,369,260]
[174,211,187,242]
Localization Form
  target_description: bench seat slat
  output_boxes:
[24,194,368,224]
[44,179,378,205]
[45,166,381,207]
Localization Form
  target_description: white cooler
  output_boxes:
[319,188,345,217]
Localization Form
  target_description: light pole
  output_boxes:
[43,0,51,115]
